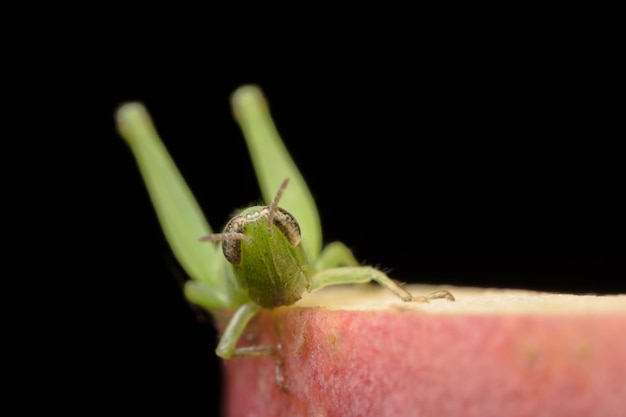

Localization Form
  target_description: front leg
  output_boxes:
[216,301,288,390]
[216,301,275,359]
[310,266,455,302]
[313,241,360,270]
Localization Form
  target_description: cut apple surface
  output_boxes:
[220,285,626,417]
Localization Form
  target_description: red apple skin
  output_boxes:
[220,294,626,417]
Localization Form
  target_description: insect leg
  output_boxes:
[313,241,360,270]
[310,266,455,302]
[215,301,275,359]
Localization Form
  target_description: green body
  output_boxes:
[232,206,311,308]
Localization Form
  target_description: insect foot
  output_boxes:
[275,343,288,392]
[411,289,456,303]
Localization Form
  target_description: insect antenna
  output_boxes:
[199,233,248,242]
[267,178,290,229]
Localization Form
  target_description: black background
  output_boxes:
[66,44,623,415]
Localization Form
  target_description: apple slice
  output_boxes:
[219,285,626,417]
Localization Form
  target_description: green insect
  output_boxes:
[116,86,454,373]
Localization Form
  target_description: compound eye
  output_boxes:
[222,216,246,264]
[272,208,301,247]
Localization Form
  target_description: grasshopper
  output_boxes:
[116,85,454,385]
